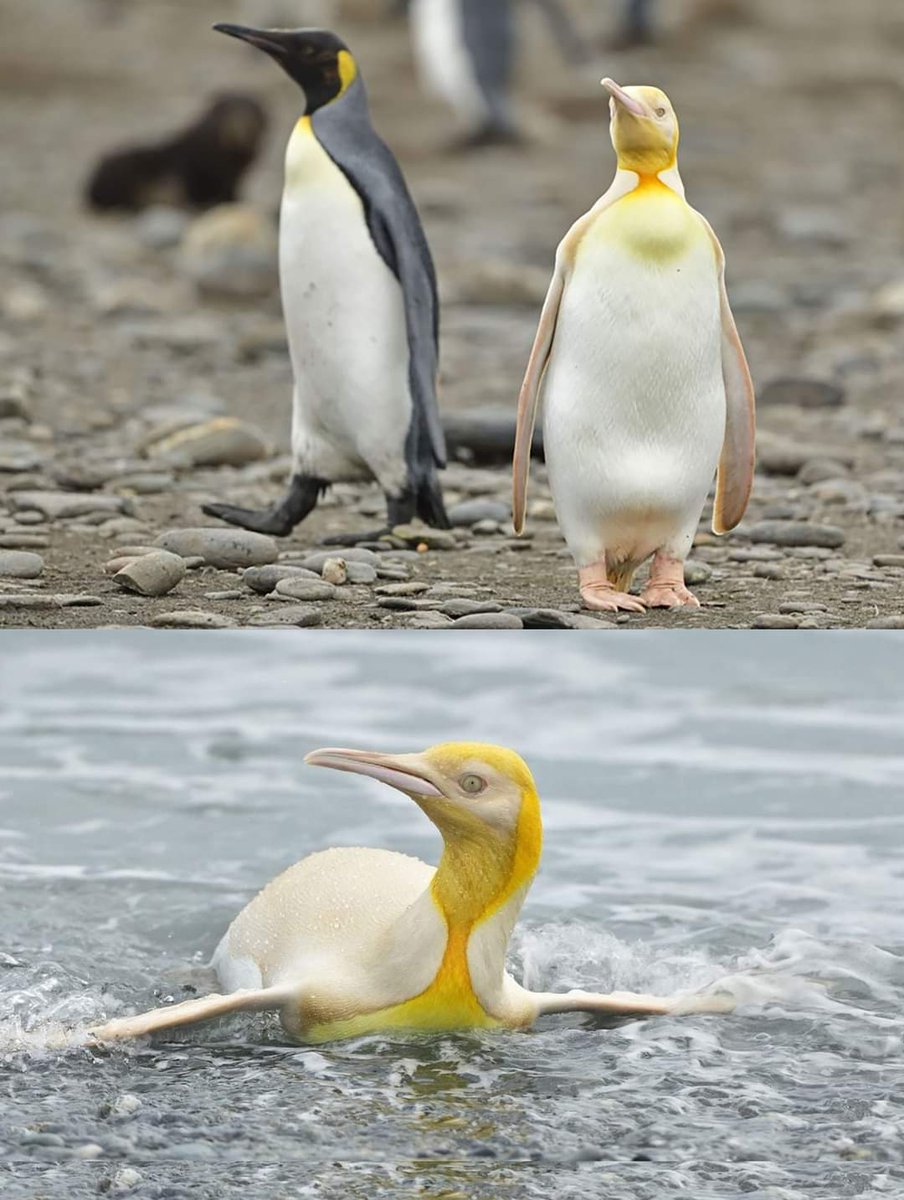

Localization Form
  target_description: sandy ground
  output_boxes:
[2,0,904,630]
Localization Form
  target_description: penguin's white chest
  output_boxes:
[279,120,411,489]
[542,186,726,566]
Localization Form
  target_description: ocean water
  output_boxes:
[0,631,902,1199]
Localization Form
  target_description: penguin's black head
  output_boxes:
[213,25,357,115]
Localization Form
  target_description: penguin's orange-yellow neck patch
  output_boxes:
[337,50,357,97]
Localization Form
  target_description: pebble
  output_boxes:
[179,203,278,299]
[748,521,845,549]
[0,550,43,578]
[778,601,828,615]
[114,550,185,597]
[798,458,851,485]
[321,557,348,585]
[439,599,503,618]
[874,555,904,569]
[753,564,786,581]
[752,614,801,630]
[448,499,509,527]
[403,611,454,629]
[113,471,174,495]
[272,578,337,602]
[451,613,524,629]
[683,560,713,586]
[246,604,322,627]
[0,593,102,609]
[149,610,239,629]
[298,548,378,573]
[10,491,129,520]
[155,527,278,569]
[375,581,430,597]
[509,608,616,630]
[135,204,189,249]
[145,417,269,468]
[378,596,440,612]
[759,379,845,409]
[472,518,503,536]
[243,564,320,595]
[0,533,48,549]
[204,590,244,600]
[346,561,377,584]
[391,523,458,551]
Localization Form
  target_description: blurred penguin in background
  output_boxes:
[86,95,267,212]
[409,0,585,148]
[613,0,655,48]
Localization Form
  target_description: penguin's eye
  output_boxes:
[655,106,667,118]
[459,773,487,796]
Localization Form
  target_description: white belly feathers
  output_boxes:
[280,119,412,491]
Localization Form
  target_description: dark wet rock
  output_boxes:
[748,521,845,549]
[145,417,269,467]
[439,599,503,618]
[451,613,524,629]
[272,577,337,602]
[246,604,322,627]
[155,527,278,568]
[113,550,185,596]
[10,491,130,520]
[752,614,801,629]
[0,550,43,578]
[243,564,319,595]
[149,609,239,629]
[509,607,616,629]
[448,499,510,528]
[759,379,845,409]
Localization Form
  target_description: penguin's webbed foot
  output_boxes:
[641,584,701,610]
[581,585,647,614]
[202,502,299,538]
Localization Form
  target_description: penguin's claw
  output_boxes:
[580,585,647,614]
[201,502,297,538]
[641,585,701,610]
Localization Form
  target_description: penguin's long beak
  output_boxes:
[601,77,646,118]
[305,748,444,799]
[213,23,293,59]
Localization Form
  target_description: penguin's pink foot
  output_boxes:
[579,565,646,614]
[641,555,701,609]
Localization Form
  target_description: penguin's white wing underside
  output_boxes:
[533,987,735,1021]
[87,985,293,1043]
[698,216,757,534]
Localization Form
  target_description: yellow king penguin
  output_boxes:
[513,79,756,612]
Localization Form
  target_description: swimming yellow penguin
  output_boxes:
[89,743,731,1045]
[513,79,756,613]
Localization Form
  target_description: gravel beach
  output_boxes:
[2,0,904,630]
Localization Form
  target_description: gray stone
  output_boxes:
[778,601,829,615]
[448,499,510,527]
[114,472,175,495]
[0,593,102,609]
[752,614,801,630]
[798,458,850,485]
[378,596,440,612]
[472,518,502,536]
[683,560,713,586]
[298,548,379,573]
[114,550,186,597]
[759,379,845,409]
[243,564,319,595]
[246,604,322,627]
[135,205,189,250]
[0,441,44,472]
[273,577,337,602]
[155,527,278,569]
[0,533,48,549]
[149,610,239,629]
[439,599,503,618]
[867,617,904,630]
[375,581,430,597]
[391,523,458,551]
[204,590,244,601]
[451,613,524,630]
[179,203,277,299]
[145,417,269,467]
[402,611,454,629]
[509,607,616,630]
[874,555,904,569]
[346,561,377,584]
[748,522,845,550]
[0,550,43,579]
[10,491,129,520]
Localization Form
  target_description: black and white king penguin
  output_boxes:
[203,25,449,537]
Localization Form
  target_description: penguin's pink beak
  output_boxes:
[602,78,646,118]
[305,747,444,799]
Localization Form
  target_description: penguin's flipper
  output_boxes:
[699,219,756,535]
[513,264,565,535]
[88,985,294,1043]
[533,987,735,1022]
